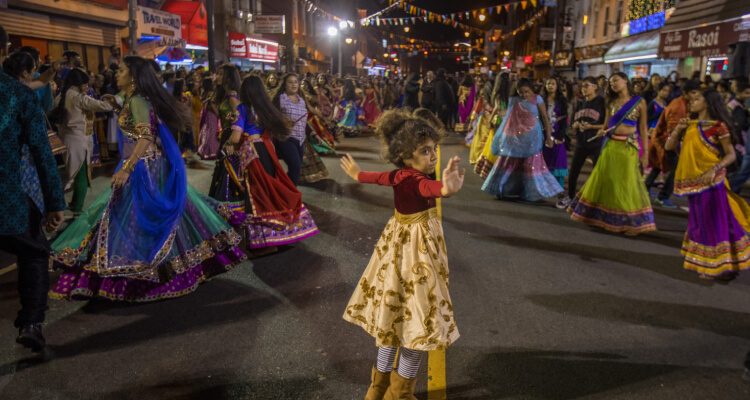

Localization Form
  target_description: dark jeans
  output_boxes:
[644,150,679,200]
[0,198,50,328]
[568,146,601,198]
[275,137,304,186]
[179,129,197,153]
[437,105,451,128]
[421,103,435,114]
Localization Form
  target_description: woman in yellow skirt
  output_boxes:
[340,109,464,399]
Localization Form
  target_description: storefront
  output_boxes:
[0,0,126,72]
[161,0,208,67]
[553,51,575,79]
[604,30,678,78]
[658,0,750,79]
[533,51,551,78]
[575,44,613,78]
[228,31,279,70]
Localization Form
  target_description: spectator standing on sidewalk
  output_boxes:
[0,25,66,350]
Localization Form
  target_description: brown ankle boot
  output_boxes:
[365,366,391,400]
[383,371,418,400]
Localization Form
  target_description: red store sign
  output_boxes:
[659,17,750,59]
[228,31,279,62]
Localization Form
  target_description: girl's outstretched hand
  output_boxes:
[340,153,362,181]
[441,156,465,197]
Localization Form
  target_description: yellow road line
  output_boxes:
[0,263,17,276]
[427,145,447,400]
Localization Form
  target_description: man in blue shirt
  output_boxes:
[0,25,66,350]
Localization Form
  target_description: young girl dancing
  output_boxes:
[666,89,750,280]
[340,109,464,399]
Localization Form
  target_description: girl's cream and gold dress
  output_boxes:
[343,168,459,351]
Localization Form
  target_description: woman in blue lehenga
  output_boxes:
[49,56,247,302]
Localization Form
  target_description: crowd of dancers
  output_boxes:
[4,20,750,397]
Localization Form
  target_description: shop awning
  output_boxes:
[161,0,208,48]
[661,0,750,33]
[604,30,661,63]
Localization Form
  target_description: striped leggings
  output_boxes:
[375,346,425,379]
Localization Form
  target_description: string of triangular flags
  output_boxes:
[496,8,545,41]
[297,0,344,22]
[361,0,547,33]
[360,0,405,23]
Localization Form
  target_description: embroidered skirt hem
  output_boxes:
[343,209,459,351]
[481,152,563,201]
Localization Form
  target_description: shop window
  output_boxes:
[602,6,609,38]
[615,1,623,36]
[591,4,597,39]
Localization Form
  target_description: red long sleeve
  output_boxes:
[358,168,443,215]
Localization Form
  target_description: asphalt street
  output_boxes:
[2,133,750,399]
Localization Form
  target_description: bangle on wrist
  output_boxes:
[122,158,136,173]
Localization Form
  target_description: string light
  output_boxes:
[479,14,486,21]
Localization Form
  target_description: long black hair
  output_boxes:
[541,77,568,115]
[606,71,634,106]
[201,77,213,101]
[3,51,35,80]
[342,79,356,102]
[240,75,290,141]
[460,74,474,87]
[122,55,190,134]
[271,73,299,109]
[490,72,510,107]
[301,78,317,97]
[172,78,185,100]
[48,68,89,125]
[212,64,241,107]
[700,88,738,144]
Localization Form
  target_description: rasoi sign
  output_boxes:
[659,17,750,59]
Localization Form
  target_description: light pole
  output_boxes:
[328,27,338,74]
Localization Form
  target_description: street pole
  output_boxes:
[330,37,334,74]
[338,36,342,77]
[128,0,137,56]
[206,0,215,72]
[550,0,560,76]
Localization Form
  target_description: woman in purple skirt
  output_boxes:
[667,89,750,280]
[541,77,569,189]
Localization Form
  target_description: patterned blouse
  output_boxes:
[279,92,307,143]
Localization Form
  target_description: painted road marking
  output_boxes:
[427,145,447,400]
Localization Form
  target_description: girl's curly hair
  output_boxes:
[375,109,445,168]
